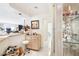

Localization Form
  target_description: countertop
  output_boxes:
[0,32,26,41]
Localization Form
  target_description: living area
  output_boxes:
[0,3,53,56]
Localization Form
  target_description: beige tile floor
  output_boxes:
[25,48,49,56]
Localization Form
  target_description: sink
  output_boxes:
[22,40,29,44]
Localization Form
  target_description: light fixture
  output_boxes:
[34,6,38,9]
[22,40,29,44]
[68,5,73,14]
[68,5,71,11]
[18,13,22,15]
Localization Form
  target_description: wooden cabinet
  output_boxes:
[26,34,41,51]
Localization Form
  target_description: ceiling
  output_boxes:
[9,3,52,16]
[0,3,26,24]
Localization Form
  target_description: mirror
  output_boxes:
[71,17,79,41]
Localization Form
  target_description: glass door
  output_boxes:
[63,3,79,56]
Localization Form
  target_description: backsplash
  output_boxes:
[63,16,72,42]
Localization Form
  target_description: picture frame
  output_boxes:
[31,20,39,29]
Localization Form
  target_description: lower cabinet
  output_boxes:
[27,34,41,51]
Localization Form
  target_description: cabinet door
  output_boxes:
[27,35,41,50]
[27,40,32,49]
[31,36,40,50]
[32,38,38,50]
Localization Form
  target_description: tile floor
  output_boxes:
[25,46,50,56]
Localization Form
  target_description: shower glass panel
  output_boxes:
[63,15,79,56]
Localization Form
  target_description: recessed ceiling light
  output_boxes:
[34,6,38,9]
[18,13,22,15]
